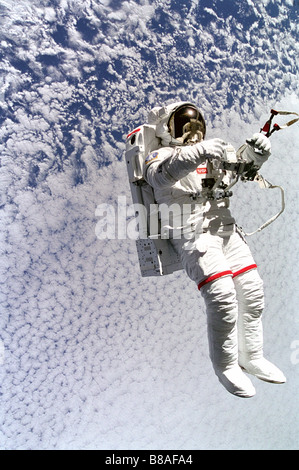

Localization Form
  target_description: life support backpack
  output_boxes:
[125,124,183,277]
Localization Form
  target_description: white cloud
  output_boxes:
[0,0,298,451]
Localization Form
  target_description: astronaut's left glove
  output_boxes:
[237,133,271,174]
[246,133,271,157]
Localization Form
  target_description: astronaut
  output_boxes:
[144,101,286,397]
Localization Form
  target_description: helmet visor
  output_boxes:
[168,104,205,139]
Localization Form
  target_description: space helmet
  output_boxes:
[148,101,206,146]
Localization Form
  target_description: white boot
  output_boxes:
[216,365,256,398]
[240,357,286,384]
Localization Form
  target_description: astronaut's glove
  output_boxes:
[246,133,271,157]
[197,138,227,160]
[237,133,271,171]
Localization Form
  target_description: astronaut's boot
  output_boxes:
[215,364,256,398]
[240,357,286,384]
[202,277,256,398]
[234,270,286,384]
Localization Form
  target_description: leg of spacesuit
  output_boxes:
[171,234,256,397]
[234,269,286,384]
[234,269,264,363]
[201,276,256,398]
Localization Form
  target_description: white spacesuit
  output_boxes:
[144,102,286,397]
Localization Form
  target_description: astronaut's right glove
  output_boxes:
[197,138,227,160]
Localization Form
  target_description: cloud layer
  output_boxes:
[0,0,298,450]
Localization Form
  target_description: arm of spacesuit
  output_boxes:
[145,138,227,189]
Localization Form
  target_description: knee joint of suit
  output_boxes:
[201,276,238,322]
[235,270,264,314]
